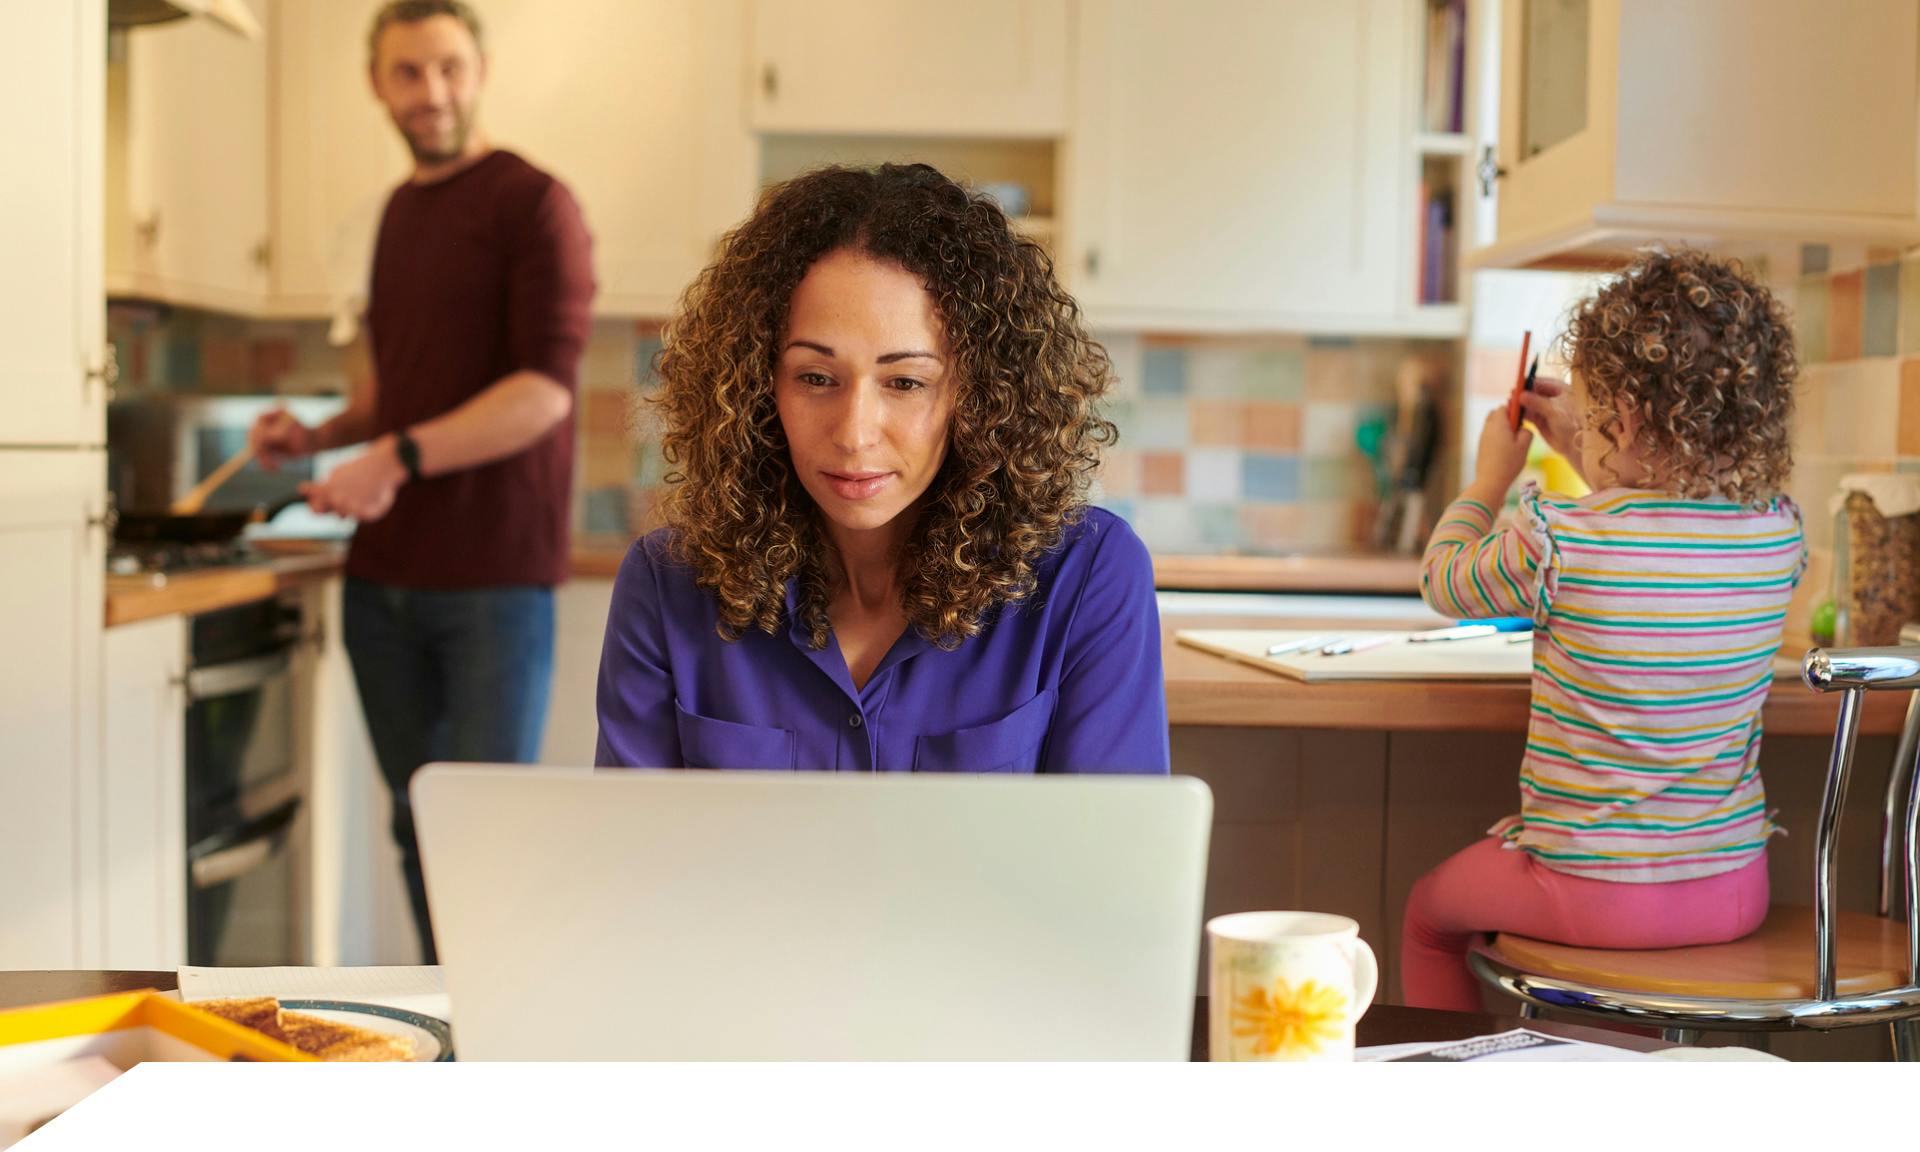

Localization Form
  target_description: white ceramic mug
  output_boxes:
[1206,911,1378,1062]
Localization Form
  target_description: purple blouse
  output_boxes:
[594,507,1170,774]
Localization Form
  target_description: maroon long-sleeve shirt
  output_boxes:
[347,149,596,589]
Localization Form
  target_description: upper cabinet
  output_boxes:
[3,0,106,446]
[268,0,411,316]
[110,0,273,315]
[749,0,1068,137]
[483,0,755,316]
[1472,0,1920,268]
[1068,0,1442,334]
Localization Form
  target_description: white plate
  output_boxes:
[276,999,454,1061]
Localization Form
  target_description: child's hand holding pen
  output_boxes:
[1468,407,1533,506]
[1518,374,1585,483]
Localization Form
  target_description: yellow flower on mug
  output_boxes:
[1231,979,1349,1057]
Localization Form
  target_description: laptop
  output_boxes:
[411,765,1213,1060]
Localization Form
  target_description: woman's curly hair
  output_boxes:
[649,163,1117,651]
[1554,248,1796,507]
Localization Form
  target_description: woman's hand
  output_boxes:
[1468,407,1532,505]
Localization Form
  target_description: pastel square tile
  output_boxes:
[1242,401,1301,451]
[1828,243,1868,276]
[583,389,631,439]
[1186,346,1250,397]
[1185,449,1242,502]
[200,337,250,389]
[1899,258,1920,356]
[1240,347,1305,400]
[582,486,629,535]
[1792,364,1828,464]
[1869,247,1905,265]
[1190,503,1243,549]
[1103,399,1138,439]
[1097,497,1137,526]
[1348,500,1381,547]
[1128,399,1190,449]
[1301,402,1359,456]
[634,337,664,388]
[1141,346,1188,395]
[1294,501,1357,550]
[1238,503,1303,551]
[1101,333,1145,399]
[1241,454,1301,502]
[1829,269,1863,362]
[633,441,671,487]
[579,322,638,387]
[1864,262,1900,359]
[1130,498,1202,553]
[251,339,296,384]
[1188,399,1244,446]
[584,441,634,489]
[1141,451,1185,496]
[1800,244,1830,276]
[1900,358,1920,456]
[1820,359,1898,457]
[1305,456,1374,501]
[164,336,200,389]
[1796,277,1829,364]
[1466,343,1521,403]
[1096,449,1141,498]
[1304,346,1356,401]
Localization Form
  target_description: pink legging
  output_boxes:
[1400,837,1771,1011]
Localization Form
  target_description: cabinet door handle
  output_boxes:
[251,238,272,273]
[1084,247,1101,278]
[85,344,119,404]
[1476,146,1508,199]
[761,62,778,100]
[136,211,161,248]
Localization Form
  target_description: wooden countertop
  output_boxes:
[570,542,1424,594]
[1160,612,1903,737]
[104,547,345,628]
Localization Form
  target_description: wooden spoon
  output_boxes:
[169,443,256,515]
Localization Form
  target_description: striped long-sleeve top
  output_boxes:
[1420,483,1806,882]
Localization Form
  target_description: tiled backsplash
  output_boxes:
[1779,242,1918,557]
[110,305,1446,556]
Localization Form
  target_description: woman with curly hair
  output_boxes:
[1399,248,1805,1009]
[594,163,1167,774]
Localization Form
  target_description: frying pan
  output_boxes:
[113,494,307,545]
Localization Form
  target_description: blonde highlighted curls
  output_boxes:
[1554,248,1796,507]
[649,163,1117,651]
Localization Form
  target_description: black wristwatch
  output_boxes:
[393,428,423,484]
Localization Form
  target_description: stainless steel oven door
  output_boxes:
[186,796,309,966]
[184,645,300,840]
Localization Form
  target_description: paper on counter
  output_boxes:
[175,966,450,1023]
[1359,1028,1653,1062]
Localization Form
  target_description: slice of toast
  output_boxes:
[192,997,415,1061]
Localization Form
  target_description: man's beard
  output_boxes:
[398,105,473,165]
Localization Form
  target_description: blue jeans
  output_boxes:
[342,578,554,963]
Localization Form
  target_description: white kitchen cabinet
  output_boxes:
[749,0,1068,137]
[113,0,274,315]
[0,453,108,969]
[483,0,756,316]
[1471,0,1920,268]
[100,615,189,969]
[1,0,106,447]
[1068,0,1421,334]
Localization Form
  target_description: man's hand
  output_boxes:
[250,408,320,472]
[299,436,407,522]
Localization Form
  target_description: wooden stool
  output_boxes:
[1469,647,1920,1058]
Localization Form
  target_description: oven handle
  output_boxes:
[184,649,291,705]
[189,799,298,890]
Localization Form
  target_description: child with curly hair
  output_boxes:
[1401,248,1806,1009]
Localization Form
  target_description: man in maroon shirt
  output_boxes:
[249,0,595,962]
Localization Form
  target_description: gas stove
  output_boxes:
[107,539,262,580]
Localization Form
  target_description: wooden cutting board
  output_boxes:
[1175,628,1533,683]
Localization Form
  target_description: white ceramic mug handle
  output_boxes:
[1347,938,1379,1009]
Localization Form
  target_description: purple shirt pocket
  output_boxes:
[674,700,797,771]
[911,690,1056,774]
